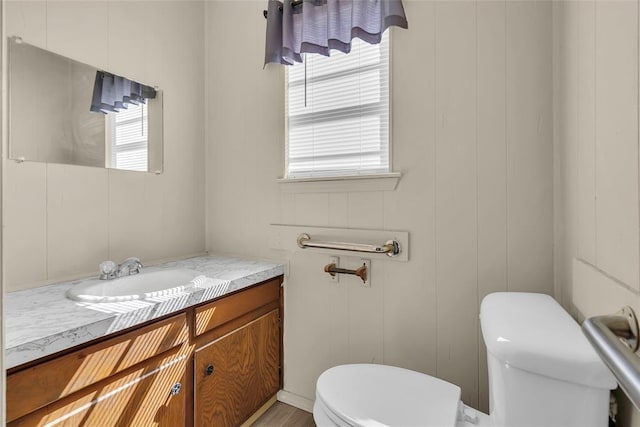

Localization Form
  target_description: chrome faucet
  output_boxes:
[117,257,143,276]
[99,257,143,280]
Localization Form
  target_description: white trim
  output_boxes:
[277,172,401,193]
[277,390,315,413]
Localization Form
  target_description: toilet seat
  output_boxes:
[315,364,462,427]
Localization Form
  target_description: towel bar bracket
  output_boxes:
[582,306,640,410]
[618,306,639,352]
[590,306,640,352]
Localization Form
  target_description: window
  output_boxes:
[286,32,390,179]
[107,103,148,172]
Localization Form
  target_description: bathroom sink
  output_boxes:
[66,269,206,303]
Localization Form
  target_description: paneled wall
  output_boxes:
[205,0,553,410]
[554,1,640,424]
[0,2,4,422]
[3,1,206,292]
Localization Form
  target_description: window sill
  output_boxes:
[277,173,401,193]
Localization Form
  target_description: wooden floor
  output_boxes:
[252,402,316,427]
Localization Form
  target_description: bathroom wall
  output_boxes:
[1,2,5,422]
[554,0,640,424]
[3,0,206,292]
[205,0,553,411]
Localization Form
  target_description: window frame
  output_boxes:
[283,31,396,186]
[105,102,149,172]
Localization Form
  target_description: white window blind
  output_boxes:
[108,103,148,172]
[286,32,390,179]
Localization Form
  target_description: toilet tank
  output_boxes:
[480,293,617,427]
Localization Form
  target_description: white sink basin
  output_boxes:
[66,269,205,303]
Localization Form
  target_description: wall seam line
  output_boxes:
[474,0,480,404]
[594,0,598,267]
[637,0,639,289]
[504,0,509,294]
[433,0,439,377]
[576,257,640,296]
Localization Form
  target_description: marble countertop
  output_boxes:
[5,255,284,370]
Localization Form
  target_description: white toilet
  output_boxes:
[313,292,618,427]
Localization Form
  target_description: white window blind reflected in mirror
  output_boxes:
[286,32,390,179]
[108,103,148,172]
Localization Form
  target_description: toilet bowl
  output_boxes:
[313,293,618,427]
[314,364,490,427]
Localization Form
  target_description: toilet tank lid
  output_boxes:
[480,292,616,390]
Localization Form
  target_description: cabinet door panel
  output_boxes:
[7,313,187,422]
[9,351,186,427]
[195,310,279,427]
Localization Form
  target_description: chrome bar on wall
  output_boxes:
[582,307,640,410]
[297,233,401,257]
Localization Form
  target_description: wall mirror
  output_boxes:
[8,37,163,173]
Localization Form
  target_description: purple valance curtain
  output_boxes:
[90,71,156,114]
[264,0,408,66]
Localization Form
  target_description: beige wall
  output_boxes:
[205,0,553,411]
[554,0,640,424]
[3,0,206,291]
[1,1,5,422]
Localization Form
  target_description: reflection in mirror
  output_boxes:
[8,37,163,173]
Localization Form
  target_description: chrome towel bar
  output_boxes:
[297,233,401,257]
[582,307,640,410]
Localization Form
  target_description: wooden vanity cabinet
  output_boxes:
[6,276,283,427]
[193,278,282,427]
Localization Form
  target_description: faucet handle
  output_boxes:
[99,260,118,280]
[122,257,143,274]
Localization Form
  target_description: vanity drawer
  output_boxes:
[194,278,281,337]
[9,349,187,427]
[6,313,188,422]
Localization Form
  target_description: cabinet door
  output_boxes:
[195,310,280,427]
[10,351,186,427]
